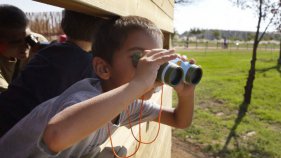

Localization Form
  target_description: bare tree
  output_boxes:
[175,0,194,4]
[271,1,281,65]
[230,0,281,104]
[220,1,281,155]
[279,38,281,64]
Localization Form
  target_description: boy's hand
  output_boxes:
[173,55,196,96]
[133,49,177,92]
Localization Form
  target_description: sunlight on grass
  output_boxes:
[173,50,281,158]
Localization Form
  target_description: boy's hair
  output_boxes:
[93,16,163,64]
[0,4,28,41]
[61,10,102,41]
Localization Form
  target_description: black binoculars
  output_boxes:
[25,34,49,49]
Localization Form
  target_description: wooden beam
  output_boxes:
[152,0,174,19]
[34,0,174,32]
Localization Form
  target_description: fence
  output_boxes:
[173,40,280,52]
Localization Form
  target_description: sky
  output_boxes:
[0,0,276,34]
[174,0,277,34]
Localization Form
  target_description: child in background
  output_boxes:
[0,16,196,158]
[0,4,29,92]
[0,9,103,137]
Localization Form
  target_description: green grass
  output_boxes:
[172,49,281,158]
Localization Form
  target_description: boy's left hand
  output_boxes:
[173,55,196,96]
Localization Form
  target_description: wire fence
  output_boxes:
[173,40,280,52]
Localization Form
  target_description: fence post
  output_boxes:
[205,41,208,54]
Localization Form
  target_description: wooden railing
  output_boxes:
[95,86,172,158]
[34,0,174,33]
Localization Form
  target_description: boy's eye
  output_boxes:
[131,51,143,67]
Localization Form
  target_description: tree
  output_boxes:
[230,0,281,104]
[277,36,281,64]
[246,32,255,41]
[221,0,281,154]
[212,30,220,40]
[171,28,178,40]
[278,24,281,65]
[175,0,193,4]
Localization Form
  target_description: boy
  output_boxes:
[0,16,196,158]
[0,9,103,136]
[0,5,48,91]
[0,4,29,92]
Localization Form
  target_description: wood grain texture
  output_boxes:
[34,0,174,32]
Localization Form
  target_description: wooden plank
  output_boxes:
[169,0,174,6]
[96,85,172,158]
[152,0,174,18]
[132,86,172,158]
[34,0,174,32]
[133,124,171,158]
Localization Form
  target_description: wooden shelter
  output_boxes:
[34,0,175,157]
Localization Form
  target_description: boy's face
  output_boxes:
[0,28,29,59]
[108,30,162,100]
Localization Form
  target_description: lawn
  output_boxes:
[172,49,281,158]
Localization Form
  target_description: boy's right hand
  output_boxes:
[132,49,177,92]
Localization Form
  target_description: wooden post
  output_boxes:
[163,31,172,49]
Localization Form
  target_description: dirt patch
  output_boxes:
[198,99,224,109]
[171,136,208,158]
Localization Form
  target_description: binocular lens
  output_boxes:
[186,66,203,85]
[165,67,183,86]
[157,62,183,86]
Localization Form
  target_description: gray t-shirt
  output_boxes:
[0,78,160,158]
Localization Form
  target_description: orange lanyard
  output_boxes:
[107,86,163,158]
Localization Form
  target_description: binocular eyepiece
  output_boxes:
[25,34,49,49]
[132,52,203,87]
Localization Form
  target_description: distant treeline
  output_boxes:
[24,12,280,43]
[175,28,281,41]
[25,11,63,40]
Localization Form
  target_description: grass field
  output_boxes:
[172,49,281,158]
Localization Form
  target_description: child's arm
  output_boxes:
[156,57,196,129]
[158,84,195,129]
[43,49,177,153]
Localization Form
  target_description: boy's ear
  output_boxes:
[92,57,111,80]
